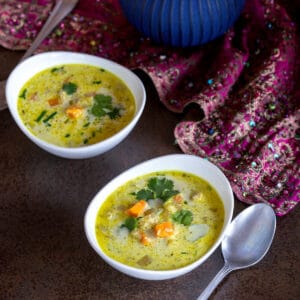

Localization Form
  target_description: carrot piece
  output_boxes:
[66,105,83,119]
[140,232,151,246]
[173,194,183,204]
[126,200,147,217]
[48,97,60,106]
[154,221,174,238]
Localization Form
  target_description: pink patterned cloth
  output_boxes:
[0,0,299,215]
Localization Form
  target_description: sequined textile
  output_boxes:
[0,0,299,215]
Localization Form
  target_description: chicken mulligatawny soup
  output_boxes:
[95,171,224,270]
[18,64,135,147]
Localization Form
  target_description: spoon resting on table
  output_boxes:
[197,203,276,300]
[0,0,79,111]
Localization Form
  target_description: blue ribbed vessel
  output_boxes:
[119,0,246,47]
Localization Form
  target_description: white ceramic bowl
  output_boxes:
[6,51,146,159]
[84,154,234,280]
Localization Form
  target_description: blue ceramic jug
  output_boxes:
[119,0,246,47]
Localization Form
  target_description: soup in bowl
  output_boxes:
[84,154,234,280]
[6,51,146,159]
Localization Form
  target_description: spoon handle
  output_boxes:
[22,0,78,61]
[197,263,233,300]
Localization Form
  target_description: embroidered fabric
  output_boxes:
[0,0,299,215]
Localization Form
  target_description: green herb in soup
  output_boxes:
[95,171,224,270]
[17,64,136,147]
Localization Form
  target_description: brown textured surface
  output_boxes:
[0,43,299,299]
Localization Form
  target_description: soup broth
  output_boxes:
[95,171,224,270]
[17,64,136,147]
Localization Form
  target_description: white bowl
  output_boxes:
[84,154,234,280]
[6,51,146,159]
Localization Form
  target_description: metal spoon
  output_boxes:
[0,0,79,110]
[198,203,276,300]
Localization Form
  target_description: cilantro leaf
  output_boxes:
[19,89,27,99]
[162,189,179,200]
[121,217,138,231]
[51,66,65,74]
[107,107,121,119]
[91,94,113,117]
[136,189,155,200]
[172,210,193,226]
[147,177,178,201]
[62,82,77,95]
[94,94,112,107]
[134,176,179,202]
[92,80,102,84]
[148,177,173,196]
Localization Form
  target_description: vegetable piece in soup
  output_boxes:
[95,171,224,270]
[17,64,136,147]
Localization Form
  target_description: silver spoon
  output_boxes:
[198,203,276,300]
[0,0,79,110]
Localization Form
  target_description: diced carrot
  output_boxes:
[66,105,83,119]
[154,221,174,238]
[173,194,183,204]
[48,97,60,106]
[126,200,147,217]
[140,232,151,246]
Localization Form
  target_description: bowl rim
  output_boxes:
[5,51,146,157]
[84,153,234,279]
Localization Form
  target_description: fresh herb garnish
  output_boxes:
[91,94,121,119]
[136,189,155,201]
[107,107,121,119]
[121,217,138,231]
[35,110,47,122]
[91,94,112,117]
[62,82,77,95]
[92,80,102,84]
[43,111,57,123]
[19,89,27,99]
[51,66,65,73]
[135,177,179,202]
[172,210,193,226]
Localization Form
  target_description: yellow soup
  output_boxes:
[95,171,224,270]
[17,64,136,147]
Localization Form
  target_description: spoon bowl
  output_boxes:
[222,203,276,268]
[198,203,276,300]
